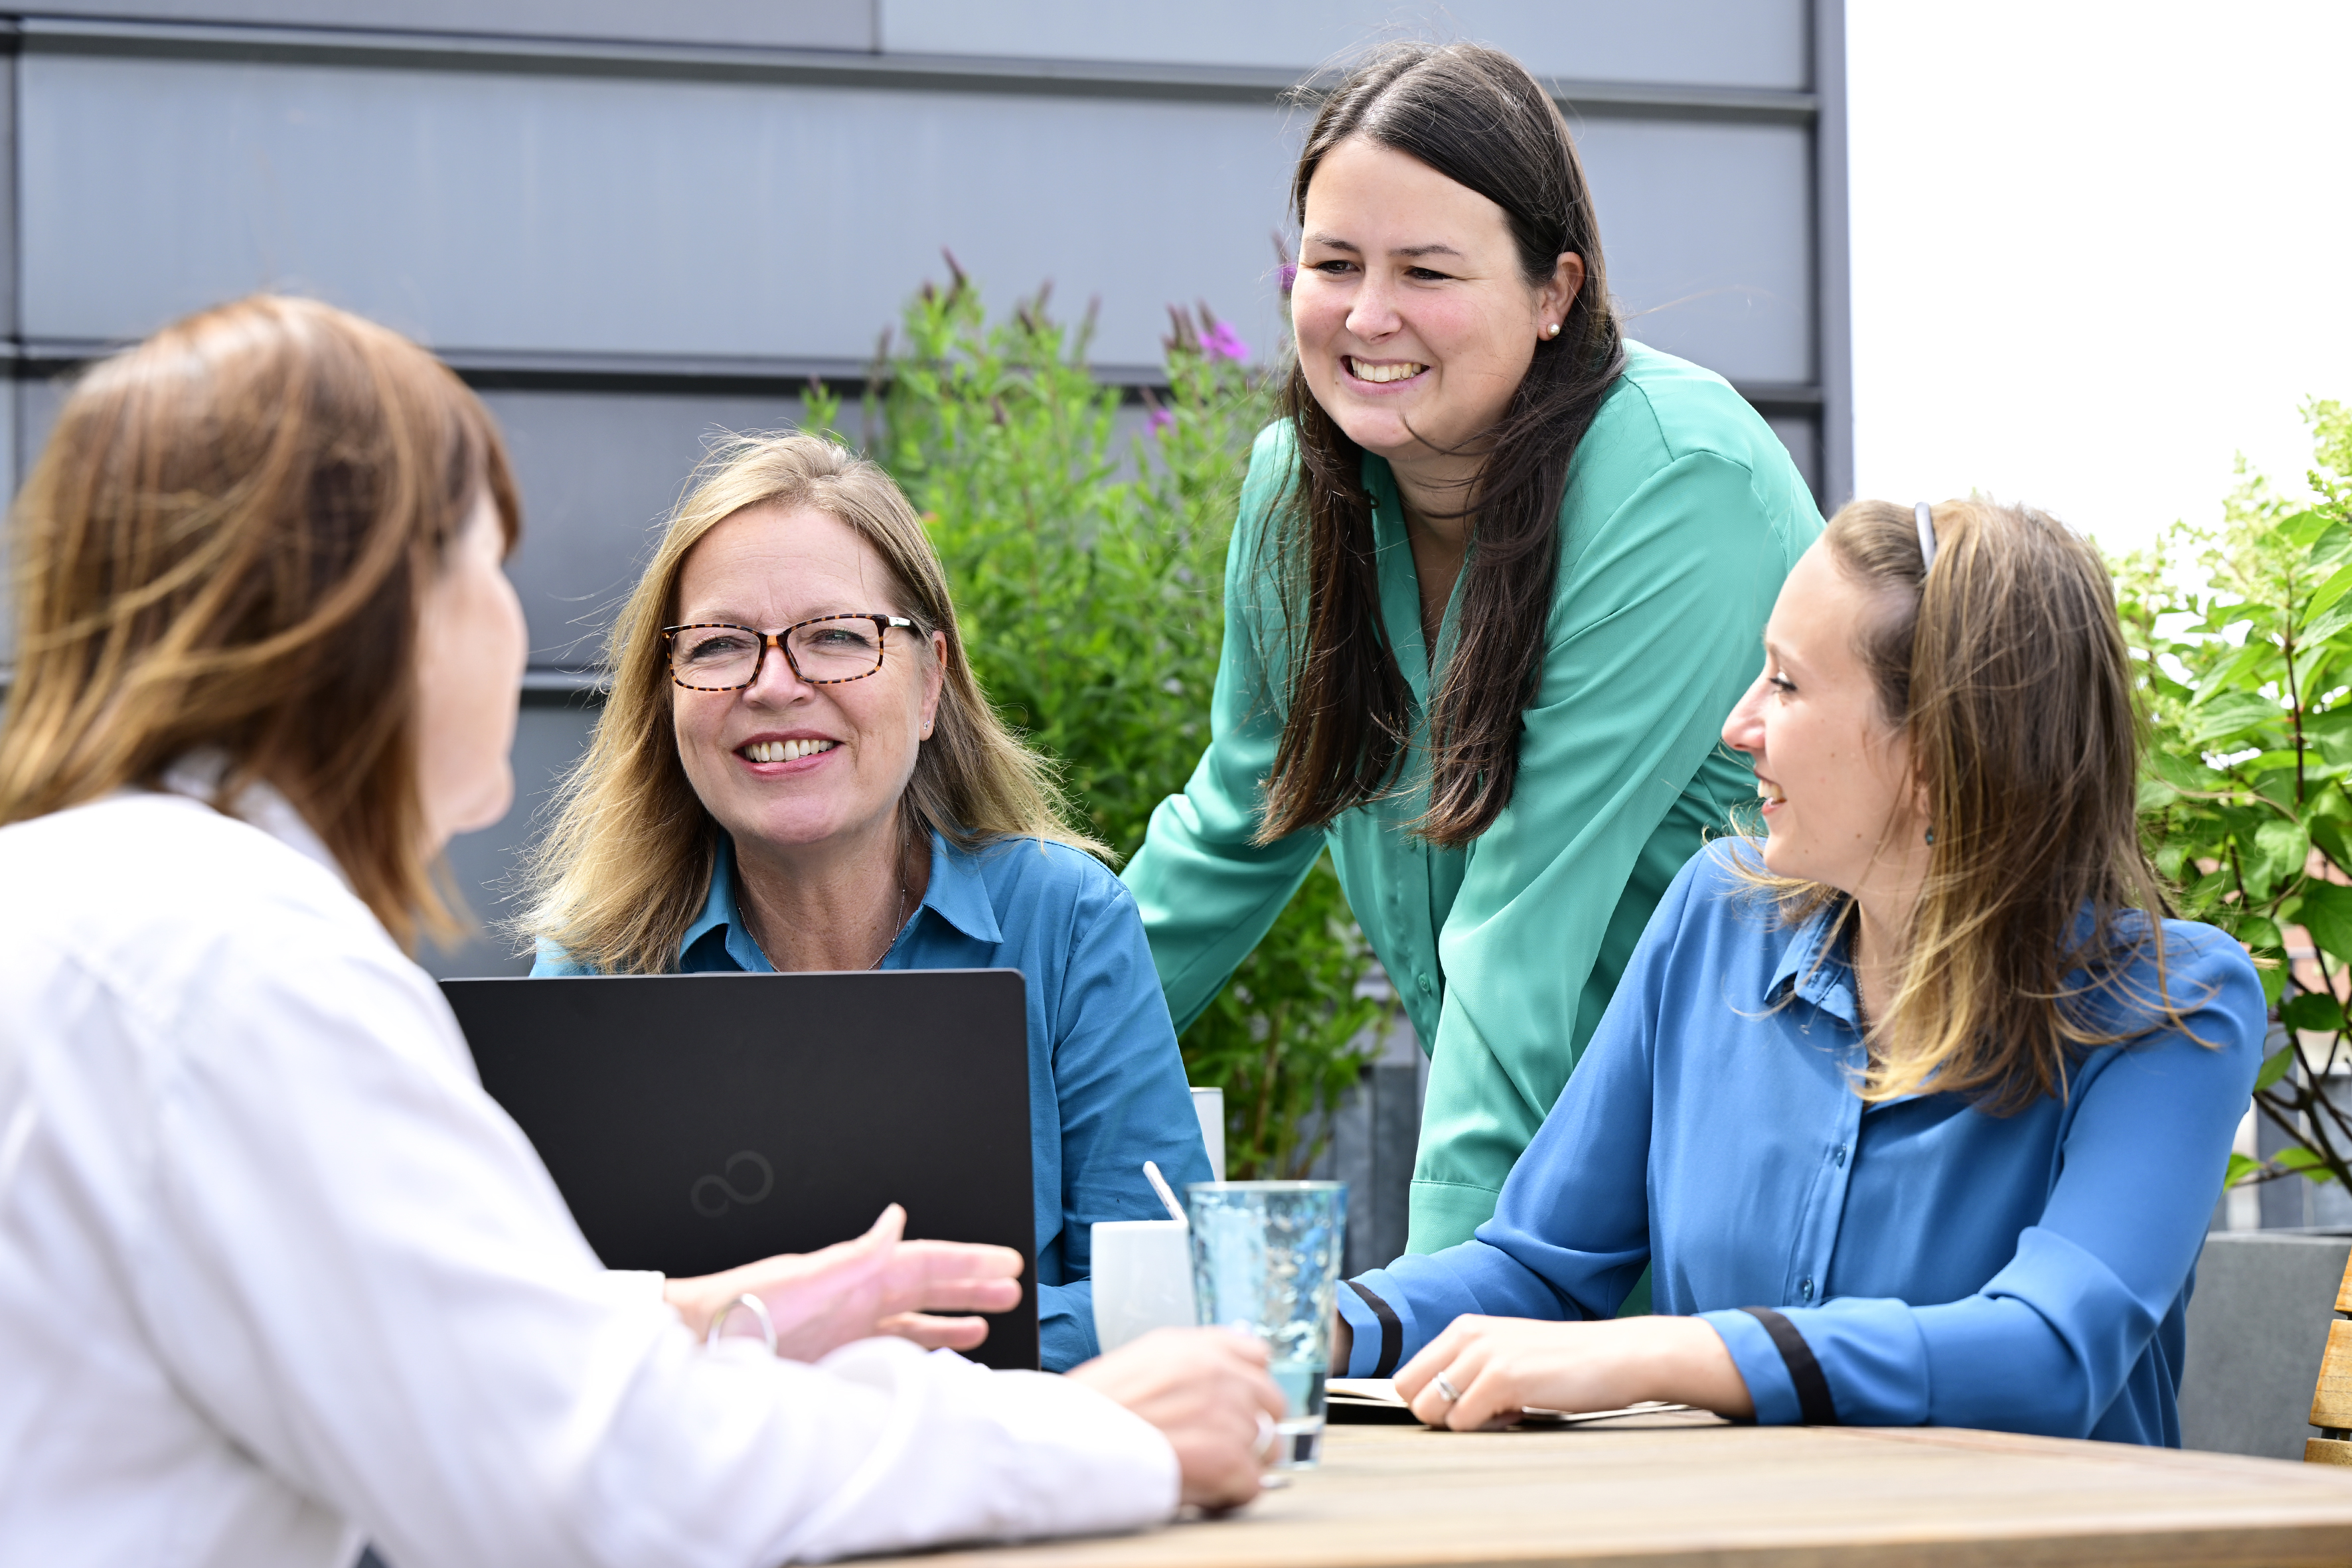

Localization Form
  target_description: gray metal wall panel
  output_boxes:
[1577,118,1813,386]
[20,53,1811,384]
[1763,411,1820,507]
[20,2,878,51]
[482,388,815,668]
[20,52,1301,372]
[879,0,1810,90]
[1810,0,1853,507]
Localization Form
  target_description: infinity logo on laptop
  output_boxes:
[690,1150,775,1217]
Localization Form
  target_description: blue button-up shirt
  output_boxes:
[1336,838,2264,1443]
[535,831,1214,1370]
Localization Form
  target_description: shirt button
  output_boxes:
[1417,973,1435,994]
[1834,1144,1849,1168]
[1798,1277,1815,1302]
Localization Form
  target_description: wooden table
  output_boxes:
[883,1410,2352,1567]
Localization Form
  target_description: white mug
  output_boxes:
[1190,1087,1225,1180]
[1090,1219,1196,1353]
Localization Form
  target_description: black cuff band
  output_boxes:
[1345,1279,1404,1379]
[1739,1306,1840,1426]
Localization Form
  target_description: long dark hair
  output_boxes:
[1258,41,1625,847]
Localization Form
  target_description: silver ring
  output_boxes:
[1255,1410,1279,1461]
[1433,1373,1464,1406]
[705,1292,777,1356]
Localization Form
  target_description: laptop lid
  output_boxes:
[442,969,1038,1371]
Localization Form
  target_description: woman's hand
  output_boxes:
[1393,1314,1754,1430]
[665,1203,1024,1362]
[1068,1328,1289,1512]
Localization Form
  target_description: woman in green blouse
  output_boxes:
[1122,40,1822,1254]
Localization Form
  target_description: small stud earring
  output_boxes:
[1543,323,1560,339]
[1924,826,1935,846]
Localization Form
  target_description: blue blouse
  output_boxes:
[1335,838,2264,1443]
[534,831,1215,1371]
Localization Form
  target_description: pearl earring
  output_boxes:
[1543,323,1560,339]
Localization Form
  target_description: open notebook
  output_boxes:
[1326,1377,1699,1427]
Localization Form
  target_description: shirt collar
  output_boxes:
[680,835,772,971]
[918,833,1004,944]
[158,750,353,893]
[683,827,1005,969]
[1766,896,1862,1030]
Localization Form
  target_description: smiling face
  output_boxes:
[668,503,944,868]
[1721,540,1926,896]
[1291,136,1582,485]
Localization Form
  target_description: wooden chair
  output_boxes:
[2311,1248,2352,1463]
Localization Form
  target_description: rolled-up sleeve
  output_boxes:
[1703,932,2263,1437]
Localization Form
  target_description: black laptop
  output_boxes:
[442,969,1038,1370]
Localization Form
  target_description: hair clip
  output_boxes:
[1914,501,1938,573]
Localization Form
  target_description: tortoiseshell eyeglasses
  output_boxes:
[661,614,916,691]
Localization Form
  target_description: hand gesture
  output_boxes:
[665,1203,1023,1362]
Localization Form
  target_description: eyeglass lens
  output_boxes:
[670,618,888,688]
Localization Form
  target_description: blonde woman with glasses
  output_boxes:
[0,296,1284,1567]
[520,434,1214,1372]
[1327,499,2264,1445]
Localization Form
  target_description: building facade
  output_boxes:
[0,0,1847,1000]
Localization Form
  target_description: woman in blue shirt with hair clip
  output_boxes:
[1334,497,2263,1444]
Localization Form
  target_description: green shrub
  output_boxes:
[2119,399,2352,1194]
[846,262,1390,1178]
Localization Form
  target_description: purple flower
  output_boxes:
[1146,406,1176,437]
[1202,321,1251,363]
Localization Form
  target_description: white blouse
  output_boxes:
[0,784,1178,1568]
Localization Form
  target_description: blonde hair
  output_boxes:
[0,294,519,951]
[516,432,1101,973]
[1740,497,2192,1111]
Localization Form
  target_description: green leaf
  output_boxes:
[2255,1043,2299,1093]
[2298,882,2352,965]
[2284,991,2346,1033]
[2275,1146,2341,1184]
[2227,1150,2264,1189]
[2150,748,2224,793]
[2305,591,2352,647]
[2190,689,2286,747]
[2304,560,2352,629]
[2286,508,2337,549]
[2314,817,2352,872]
[2191,643,2274,703]
[2237,914,2286,951]
[2252,817,2313,894]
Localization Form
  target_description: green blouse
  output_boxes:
[1121,342,1823,1253]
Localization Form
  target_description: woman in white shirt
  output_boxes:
[0,294,1283,1568]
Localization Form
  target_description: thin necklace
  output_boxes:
[870,882,910,970]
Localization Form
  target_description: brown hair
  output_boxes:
[515,432,1101,975]
[0,293,519,950]
[1747,498,2189,1109]
[1259,40,1624,846]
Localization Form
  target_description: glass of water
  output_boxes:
[1185,1180,1347,1469]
